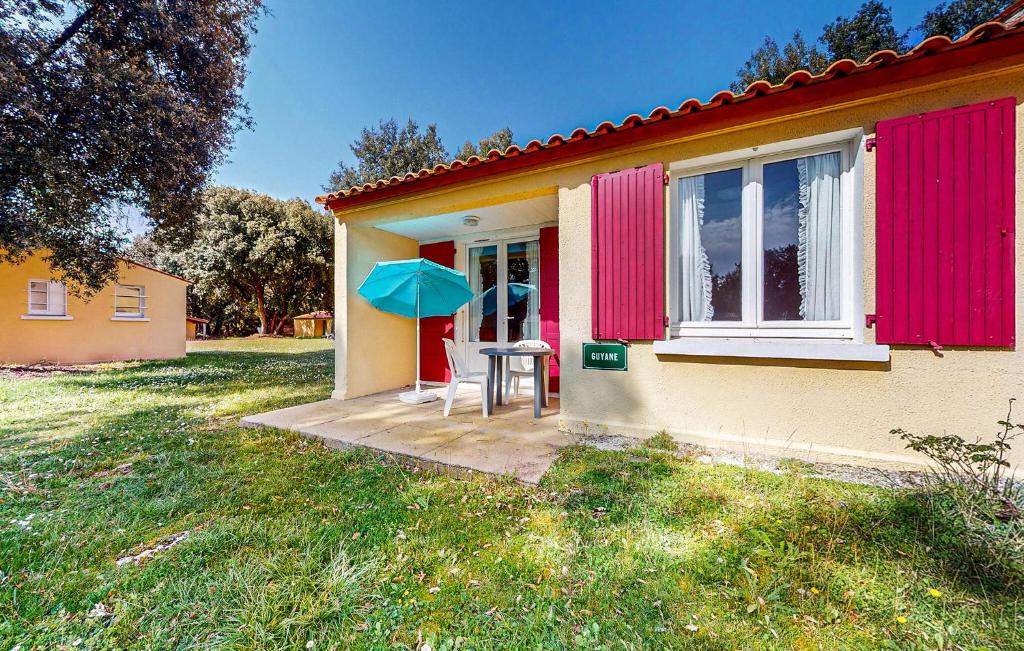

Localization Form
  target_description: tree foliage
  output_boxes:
[142,187,332,336]
[0,0,263,294]
[919,0,1009,39]
[453,127,515,163]
[819,1,909,63]
[731,31,828,91]
[326,119,515,192]
[731,0,1004,93]
[327,118,449,192]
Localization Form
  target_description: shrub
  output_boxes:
[892,401,1024,586]
[644,430,679,452]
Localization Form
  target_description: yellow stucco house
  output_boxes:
[0,251,189,364]
[186,316,209,340]
[293,311,333,337]
[317,11,1024,468]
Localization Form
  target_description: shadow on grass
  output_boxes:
[0,349,333,463]
[547,443,1023,597]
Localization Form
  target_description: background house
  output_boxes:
[186,316,209,340]
[293,311,333,337]
[0,251,189,364]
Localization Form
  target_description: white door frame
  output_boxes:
[460,232,540,373]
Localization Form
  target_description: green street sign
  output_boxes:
[582,342,628,371]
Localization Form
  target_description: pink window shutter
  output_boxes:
[875,97,1015,348]
[591,163,665,340]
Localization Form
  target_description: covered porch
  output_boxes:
[333,190,561,411]
[242,384,566,484]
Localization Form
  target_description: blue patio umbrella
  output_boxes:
[358,258,474,404]
[478,282,535,317]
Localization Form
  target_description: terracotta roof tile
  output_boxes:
[316,20,1024,209]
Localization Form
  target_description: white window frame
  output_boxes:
[24,279,69,318]
[112,284,147,319]
[667,128,864,341]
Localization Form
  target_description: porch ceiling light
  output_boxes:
[462,215,480,227]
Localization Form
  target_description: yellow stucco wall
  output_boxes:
[330,56,1024,467]
[295,318,320,337]
[295,318,333,337]
[333,222,419,399]
[0,253,188,364]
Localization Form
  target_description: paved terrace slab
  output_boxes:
[241,385,567,484]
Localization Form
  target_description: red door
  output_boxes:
[419,241,456,382]
[540,226,560,393]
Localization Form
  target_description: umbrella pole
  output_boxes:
[415,284,421,394]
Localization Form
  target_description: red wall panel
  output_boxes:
[419,241,456,381]
[539,226,560,393]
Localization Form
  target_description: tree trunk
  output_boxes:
[254,287,269,335]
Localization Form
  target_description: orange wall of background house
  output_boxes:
[0,252,188,364]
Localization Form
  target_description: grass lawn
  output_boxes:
[1,338,1021,650]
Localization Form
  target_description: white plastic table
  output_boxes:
[480,346,554,419]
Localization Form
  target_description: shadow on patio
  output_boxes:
[241,384,566,483]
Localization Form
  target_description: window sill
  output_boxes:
[111,316,150,322]
[653,337,890,362]
[21,314,73,321]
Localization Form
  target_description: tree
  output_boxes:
[326,120,515,191]
[731,0,992,93]
[0,1,263,295]
[731,31,828,92]
[819,1,909,63]
[157,187,332,336]
[327,118,449,191]
[453,127,515,162]
[920,0,1008,39]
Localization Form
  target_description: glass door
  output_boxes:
[505,240,540,343]
[464,237,540,372]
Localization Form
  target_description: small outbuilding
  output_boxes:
[185,316,209,340]
[293,311,333,337]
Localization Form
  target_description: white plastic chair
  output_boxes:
[504,339,551,405]
[442,338,490,417]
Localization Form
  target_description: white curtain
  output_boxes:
[468,247,485,341]
[48,281,66,315]
[797,152,842,321]
[524,239,540,339]
[678,175,713,321]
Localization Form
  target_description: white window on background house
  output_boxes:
[669,131,860,340]
[113,284,146,318]
[26,279,68,317]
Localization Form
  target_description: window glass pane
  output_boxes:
[505,240,539,342]
[467,246,497,342]
[678,168,742,321]
[762,159,802,321]
[763,151,842,322]
[29,282,48,312]
[115,285,143,315]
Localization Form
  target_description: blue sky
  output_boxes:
[212,0,941,205]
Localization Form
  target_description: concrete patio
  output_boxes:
[241,384,567,483]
